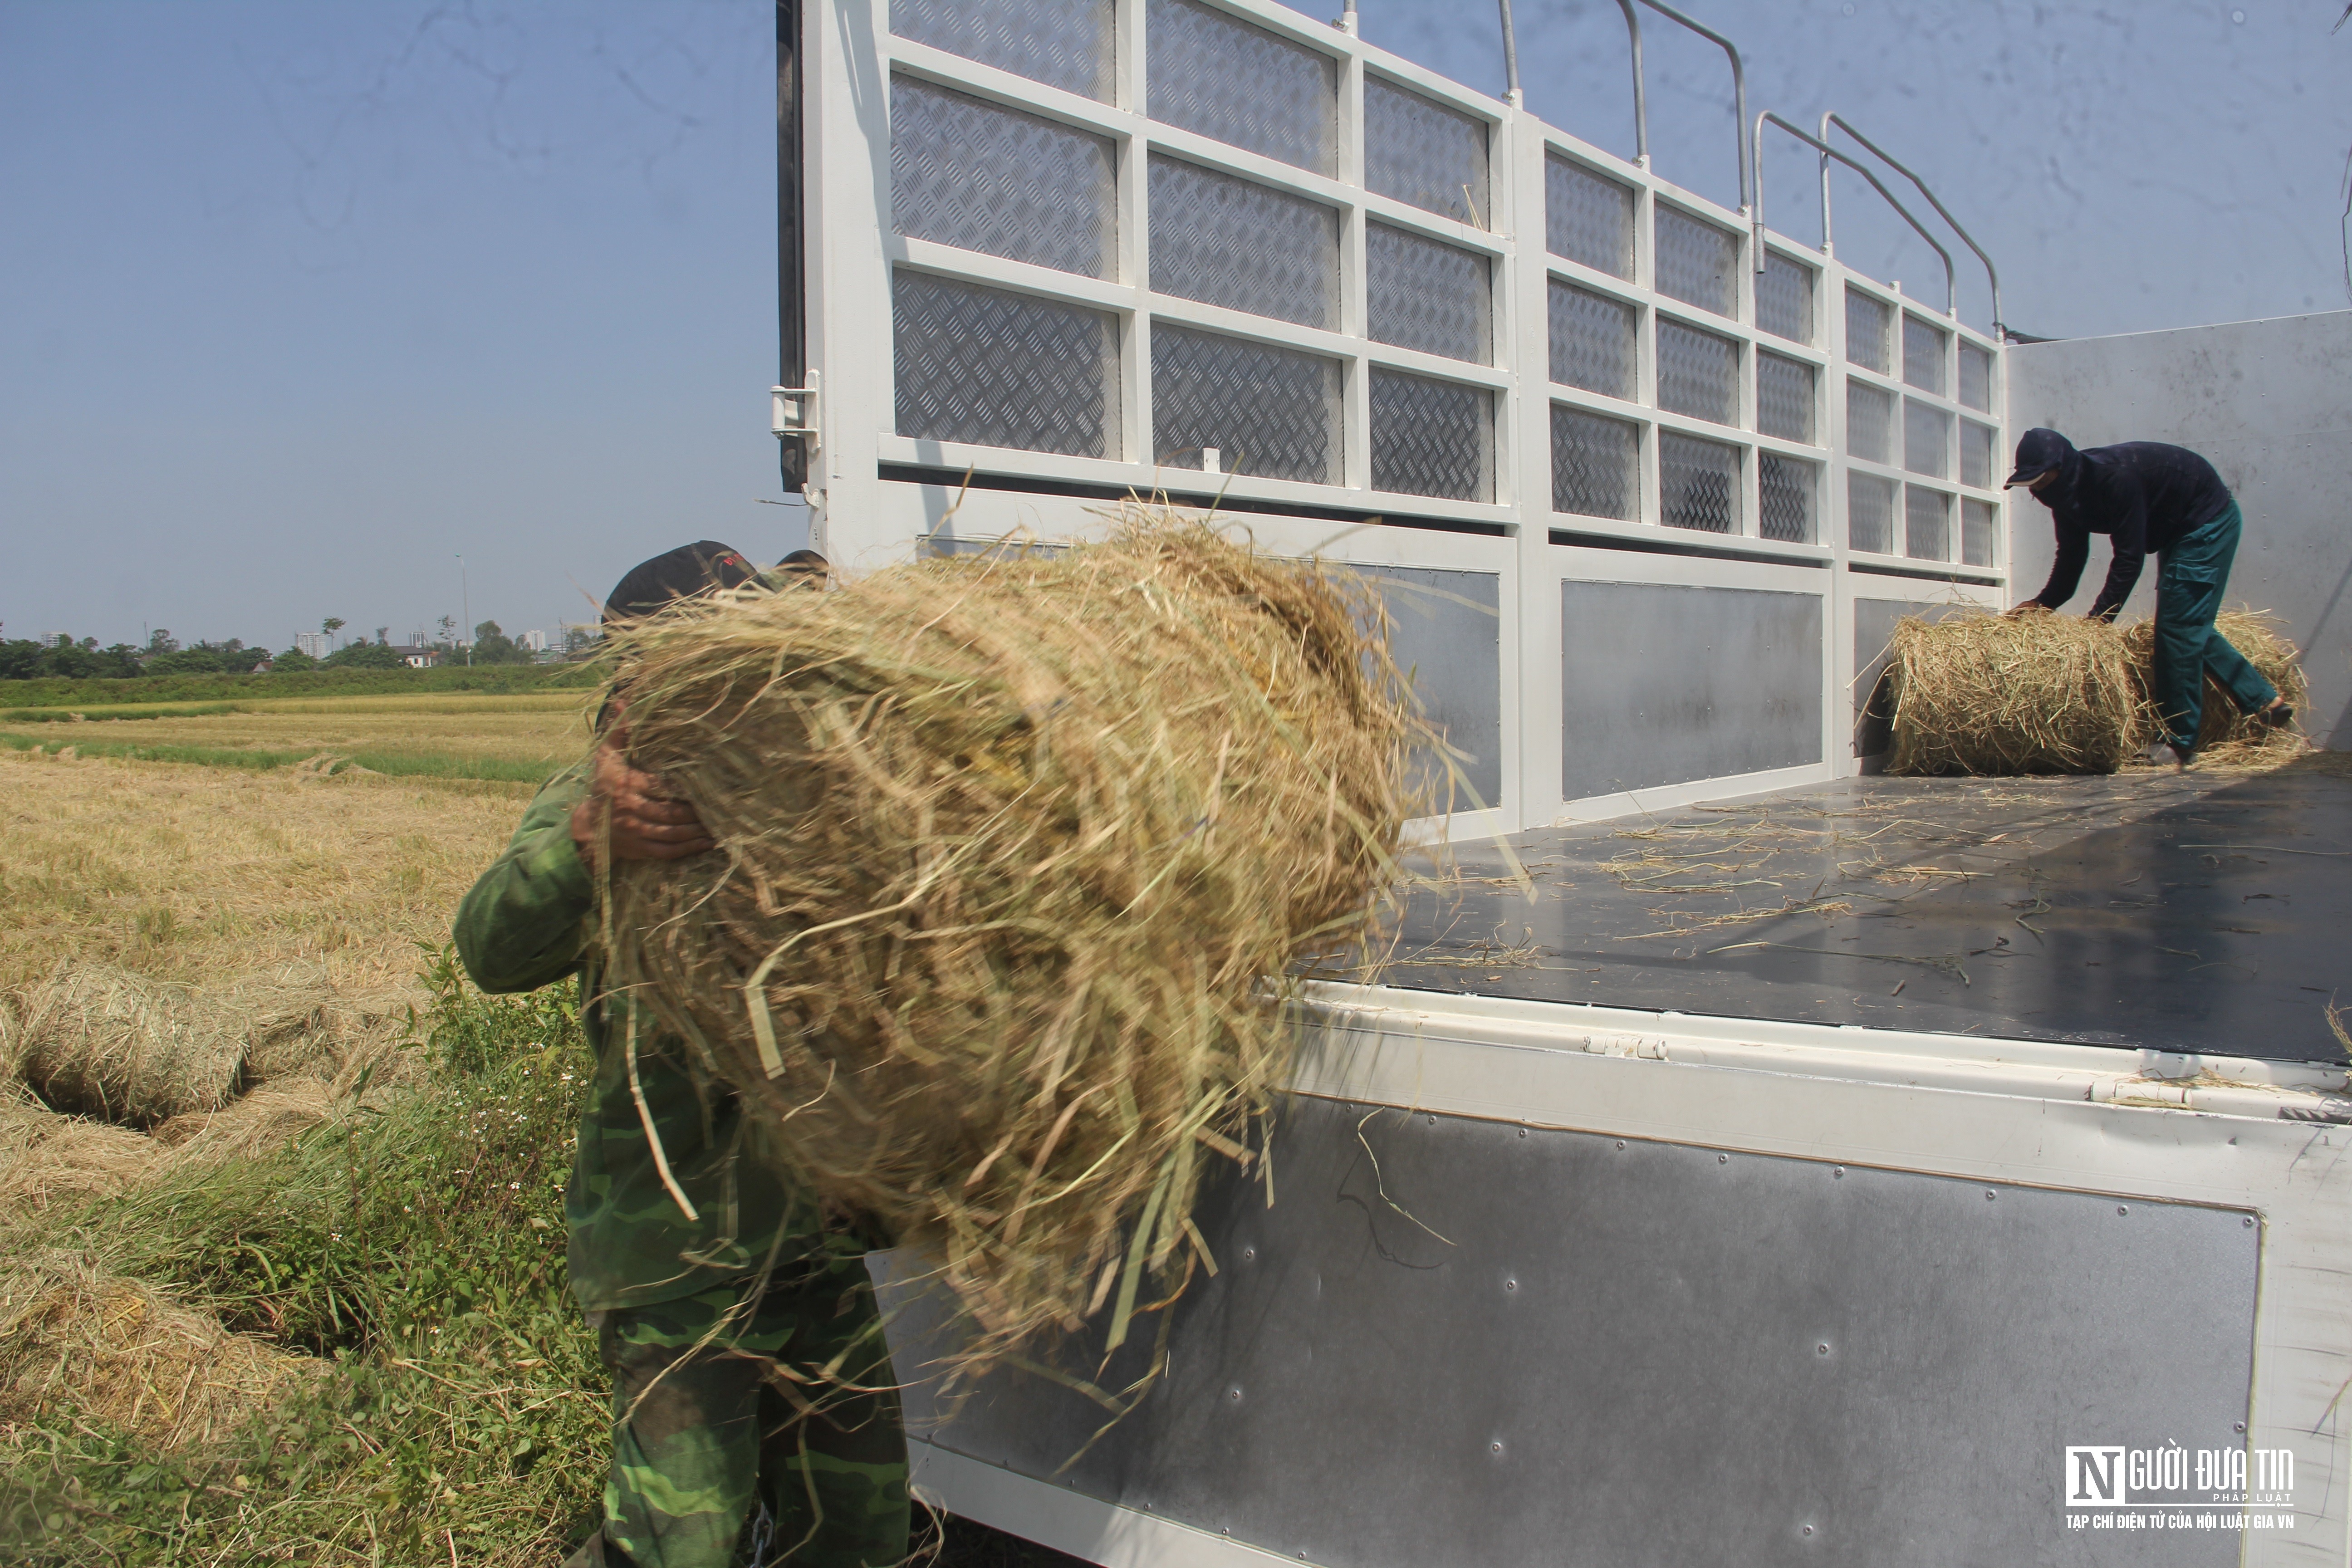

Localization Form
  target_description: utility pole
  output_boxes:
[457,554,471,667]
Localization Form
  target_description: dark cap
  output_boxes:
[2004,428,2069,489]
[603,542,759,625]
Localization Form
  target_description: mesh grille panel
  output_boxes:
[1545,154,1634,279]
[1847,379,1894,464]
[1366,223,1490,363]
[1548,280,1635,399]
[892,0,1113,100]
[1146,0,1334,174]
[1657,318,1737,426]
[1756,352,1816,444]
[1759,454,1815,544]
[1148,155,1337,328]
[1660,430,1740,534]
[1370,370,1492,501]
[1365,76,1487,225]
[1958,341,1993,412]
[1902,315,1949,393]
[1551,404,1639,520]
[891,76,1115,278]
[1756,252,1816,344]
[1962,498,1999,567]
[1845,288,1891,373]
[894,271,1117,457]
[1904,398,1950,477]
[1905,485,1951,560]
[1848,471,1897,553]
[1655,206,1737,318]
[1960,419,1997,489]
[1151,323,1338,482]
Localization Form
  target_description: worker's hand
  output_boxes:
[571,708,715,867]
[2002,601,2053,620]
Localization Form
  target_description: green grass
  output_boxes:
[1,956,605,1566]
[0,703,241,724]
[0,664,604,710]
[0,732,557,784]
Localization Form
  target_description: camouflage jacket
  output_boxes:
[453,764,814,1311]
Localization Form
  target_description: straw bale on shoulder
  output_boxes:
[602,517,1426,1370]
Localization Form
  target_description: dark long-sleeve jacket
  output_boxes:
[453,764,812,1311]
[2022,436,2234,620]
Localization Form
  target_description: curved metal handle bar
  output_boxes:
[1754,110,1954,314]
[1822,112,2001,335]
[1611,0,1649,166]
[1498,0,1523,107]
[1635,0,1749,214]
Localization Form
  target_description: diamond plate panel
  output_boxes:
[1756,351,1816,444]
[1848,470,1897,554]
[1960,419,1997,489]
[1759,453,1815,543]
[1903,315,1949,393]
[1660,430,1741,534]
[1958,340,1993,412]
[1904,397,1950,477]
[1657,318,1737,426]
[1551,404,1638,519]
[1367,223,1490,363]
[1655,206,1737,318]
[1548,279,1635,400]
[891,75,1115,278]
[1756,251,1816,345]
[1963,497,2000,567]
[1546,154,1634,279]
[1906,484,1951,560]
[892,0,1113,101]
[1847,378,1894,464]
[1370,369,1491,501]
[1146,0,1334,174]
[894,271,1117,457]
[1151,322,1338,482]
[1148,155,1338,328]
[1846,288,1891,373]
[1365,75,1488,225]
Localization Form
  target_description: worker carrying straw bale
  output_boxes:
[456,519,1423,1568]
[2002,428,2294,768]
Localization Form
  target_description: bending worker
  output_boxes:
[2004,427,2292,766]
[455,542,909,1568]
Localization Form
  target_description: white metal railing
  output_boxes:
[799,0,2008,831]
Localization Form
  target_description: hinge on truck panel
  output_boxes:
[772,374,819,448]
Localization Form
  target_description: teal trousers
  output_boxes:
[2154,501,2277,751]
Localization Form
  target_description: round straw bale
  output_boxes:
[1885,611,2154,775]
[600,518,1426,1368]
[15,965,248,1127]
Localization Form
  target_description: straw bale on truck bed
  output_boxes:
[602,519,1426,1372]
[1884,608,2307,776]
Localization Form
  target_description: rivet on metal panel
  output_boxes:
[1506,1278,1518,1292]
[1490,1440,1504,1454]
[1243,1246,1257,1260]
[1817,1342,1829,1355]
[1718,1153,1728,1164]
[1802,1524,1815,1536]
[1227,1385,1243,1401]
[1984,1190,1996,1201]
[2243,1217,2254,1228]
[1427,1113,1437,1124]
[1833,1166,1844,1178]
[1518,1127,1527,1138]
[1222,1527,1231,1536]
[2236,1422,2248,1433]
[1615,1140,1626,1150]
[2118,1205,2129,1216]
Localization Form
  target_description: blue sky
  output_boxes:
[3,1,2348,651]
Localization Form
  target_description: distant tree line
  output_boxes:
[0,617,584,680]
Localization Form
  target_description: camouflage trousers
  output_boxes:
[593,1249,909,1568]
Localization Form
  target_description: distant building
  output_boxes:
[294,632,328,658]
[385,644,441,669]
[519,629,547,653]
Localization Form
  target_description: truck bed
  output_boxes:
[1368,755,2352,1063]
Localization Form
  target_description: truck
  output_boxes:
[772,1,2352,1561]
